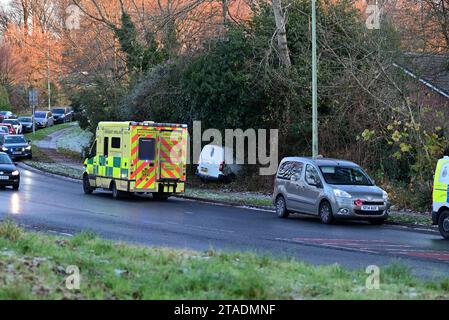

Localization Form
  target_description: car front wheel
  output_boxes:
[275,195,289,218]
[438,211,449,239]
[319,201,334,224]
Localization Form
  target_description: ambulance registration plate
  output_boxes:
[361,205,379,211]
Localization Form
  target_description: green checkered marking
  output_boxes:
[121,169,129,177]
[99,156,106,166]
[106,167,113,176]
[114,157,121,168]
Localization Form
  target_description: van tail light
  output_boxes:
[219,161,225,172]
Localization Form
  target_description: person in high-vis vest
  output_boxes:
[432,156,449,239]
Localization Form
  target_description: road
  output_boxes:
[1,166,448,278]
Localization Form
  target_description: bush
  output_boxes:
[0,85,11,111]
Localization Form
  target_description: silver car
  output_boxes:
[273,157,391,225]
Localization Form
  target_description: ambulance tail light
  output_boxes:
[219,161,225,172]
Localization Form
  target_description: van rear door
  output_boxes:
[131,127,157,190]
[159,130,183,181]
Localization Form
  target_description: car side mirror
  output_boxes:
[28,140,31,143]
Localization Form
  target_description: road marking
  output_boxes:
[277,237,449,264]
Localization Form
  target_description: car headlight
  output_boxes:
[382,191,389,201]
[334,189,352,198]
[1,146,7,152]
[25,146,31,151]
[12,170,19,176]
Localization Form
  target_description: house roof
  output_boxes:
[394,52,449,99]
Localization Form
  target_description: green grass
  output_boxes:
[0,219,448,300]
[25,162,83,179]
[183,188,273,207]
[388,212,433,226]
[25,123,74,143]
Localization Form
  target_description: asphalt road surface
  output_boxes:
[1,166,448,279]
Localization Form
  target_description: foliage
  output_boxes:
[0,85,11,110]
[71,78,127,132]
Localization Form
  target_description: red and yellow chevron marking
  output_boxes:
[160,163,181,179]
[135,165,156,190]
[159,131,183,179]
[130,128,154,180]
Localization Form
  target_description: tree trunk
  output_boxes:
[272,0,291,68]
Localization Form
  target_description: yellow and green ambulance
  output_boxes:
[432,156,449,239]
[83,121,188,200]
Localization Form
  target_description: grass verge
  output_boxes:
[24,162,83,180]
[183,188,273,207]
[25,123,74,142]
[0,219,448,300]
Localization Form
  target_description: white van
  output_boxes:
[196,144,240,182]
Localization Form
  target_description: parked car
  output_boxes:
[0,126,9,135]
[0,111,14,119]
[0,123,16,134]
[2,119,22,134]
[34,111,54,128]
[67,107,76,121]
[0,152,20,190]
[196,144,240,182]
[0,134,6,145]
[273,157,391,225]
[1,135,32,160]
[52,107,72,124]
[17,116,36,133]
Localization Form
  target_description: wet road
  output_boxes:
[1,166,448,278]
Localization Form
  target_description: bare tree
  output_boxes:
[272,0,291,67]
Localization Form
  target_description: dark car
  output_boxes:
[1,135,32,160]
[18,116,37,133]
[0,152,20,190]
[52,107,72,124]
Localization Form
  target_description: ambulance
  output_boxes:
[83,121,188,200]
[432,156,449,239]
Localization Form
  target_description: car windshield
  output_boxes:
[18,117,31,122]
[52,109,65,114]
[34,112,46,118]
[0,127,8,133]
[0,111,7,115]
[319,166,373,186]
[0,153,12,164]
[3,120,17,124]
[5,136,26,144]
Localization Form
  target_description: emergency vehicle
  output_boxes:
[432,156,449,239]
[83,121,188,200]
